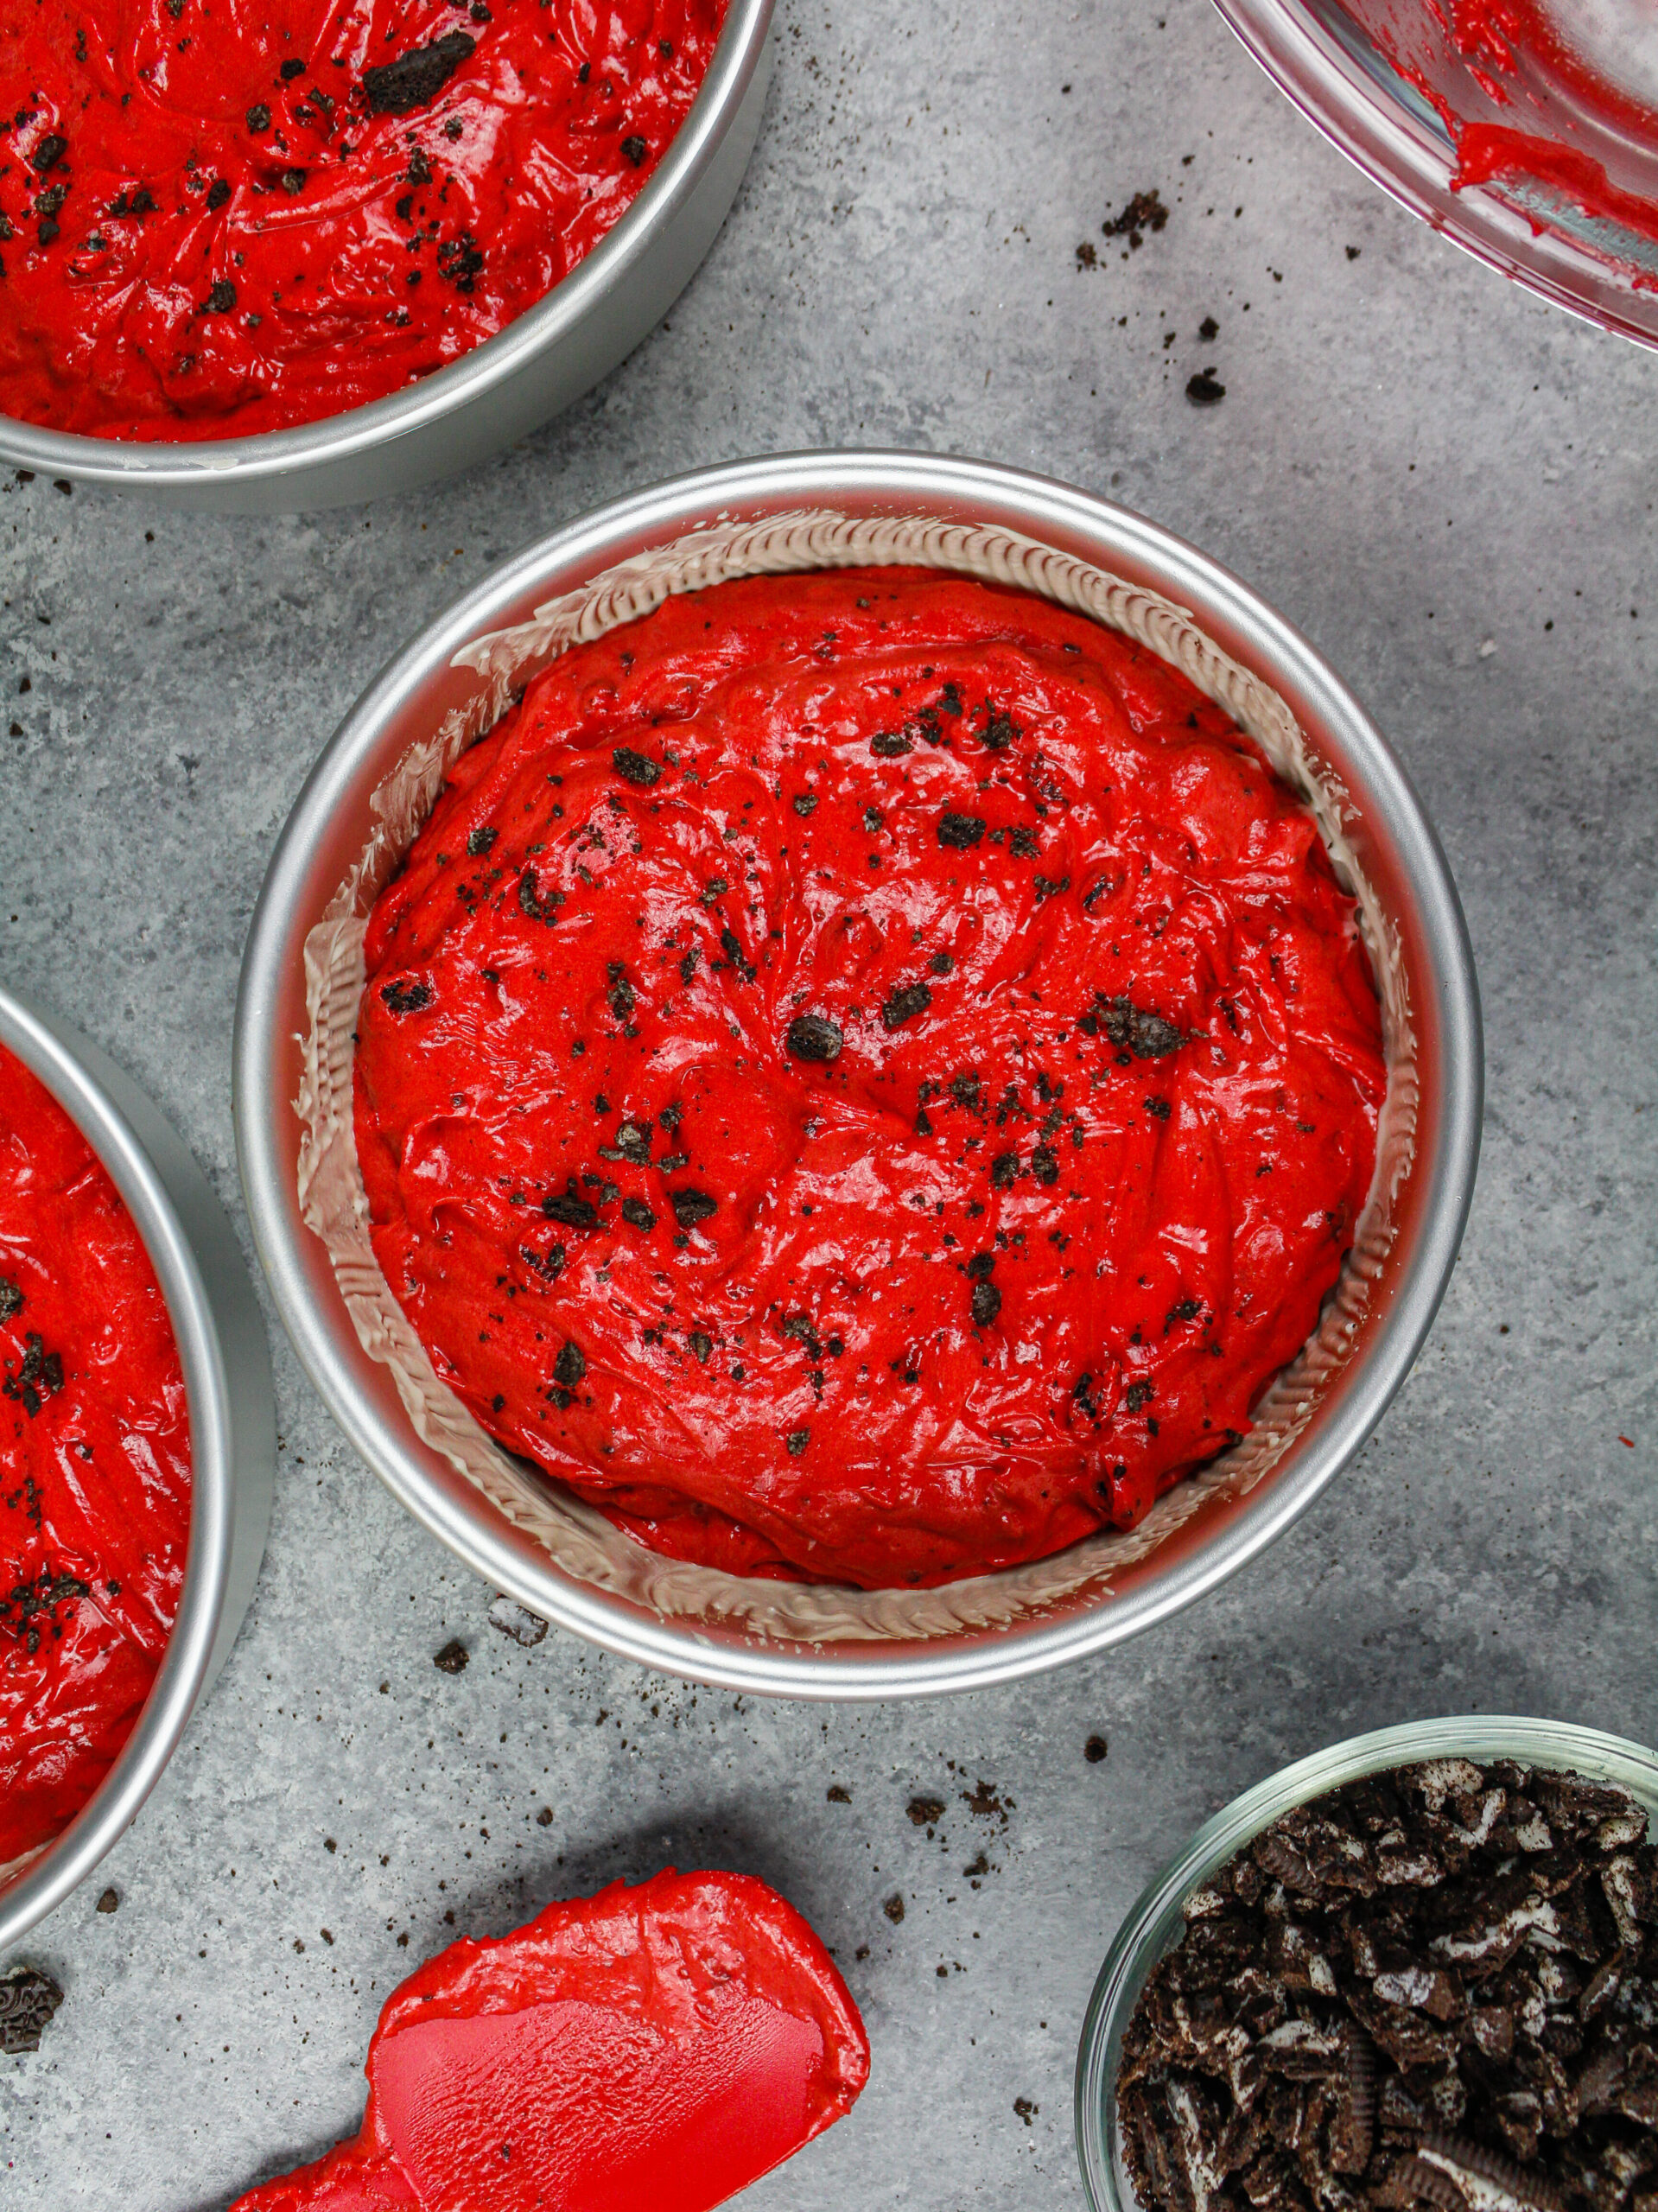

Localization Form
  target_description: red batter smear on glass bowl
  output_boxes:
[1339,0,1658,266]
[353,567,1386,1592]
[230,1869,870,2212]
[0,0,727,441]
[0,1044,191,1868]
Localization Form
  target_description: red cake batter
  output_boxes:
[231,1869,870,2212]
[0,1044,191,1866]
[353,568,1386,1591]
[0,0,727,440]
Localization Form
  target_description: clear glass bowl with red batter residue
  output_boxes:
[233,449,1483,1700]
[1074,1714,1658,2212]
[1210,0,1658,348]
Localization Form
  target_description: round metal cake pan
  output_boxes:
[1075,1714,1658,2210]
[0,985,275,1955]
[0,0,773,513]
[1210,0,1658,350]
[233,448,1482,1700]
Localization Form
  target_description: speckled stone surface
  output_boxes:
[2,0,1655,2203]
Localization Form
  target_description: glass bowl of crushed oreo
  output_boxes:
[1076,1717,1658,2212]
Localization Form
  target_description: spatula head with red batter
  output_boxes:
[231,1869,870,2212]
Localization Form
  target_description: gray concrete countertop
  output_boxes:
[2,0,1655,2202]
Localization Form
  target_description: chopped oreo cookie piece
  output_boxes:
[881,982,932,1032]
[937,810,986,850]
[542,1186,598,1230]
[361,29,475,116]
[0,1965,63,2054]
[612,746,660,789]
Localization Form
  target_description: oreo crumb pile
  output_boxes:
[1118,1759,1658,2212]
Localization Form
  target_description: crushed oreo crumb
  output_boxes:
[3,1333,64,1418]
[542,1186,598,1230]
[882,981,932,1032]
[436,229,484,292]
[432,1639,468,1673]
[612,746,660,788]
[486,1594,548,1647]
[1098,995,1187,1058]
[518,866,565,923]
[785,1013,843,1064]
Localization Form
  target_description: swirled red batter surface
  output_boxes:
[0,0,727,441]
[353,568,1386,1591]
[231,1868,870,2212]
[0,1044,190,1866]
